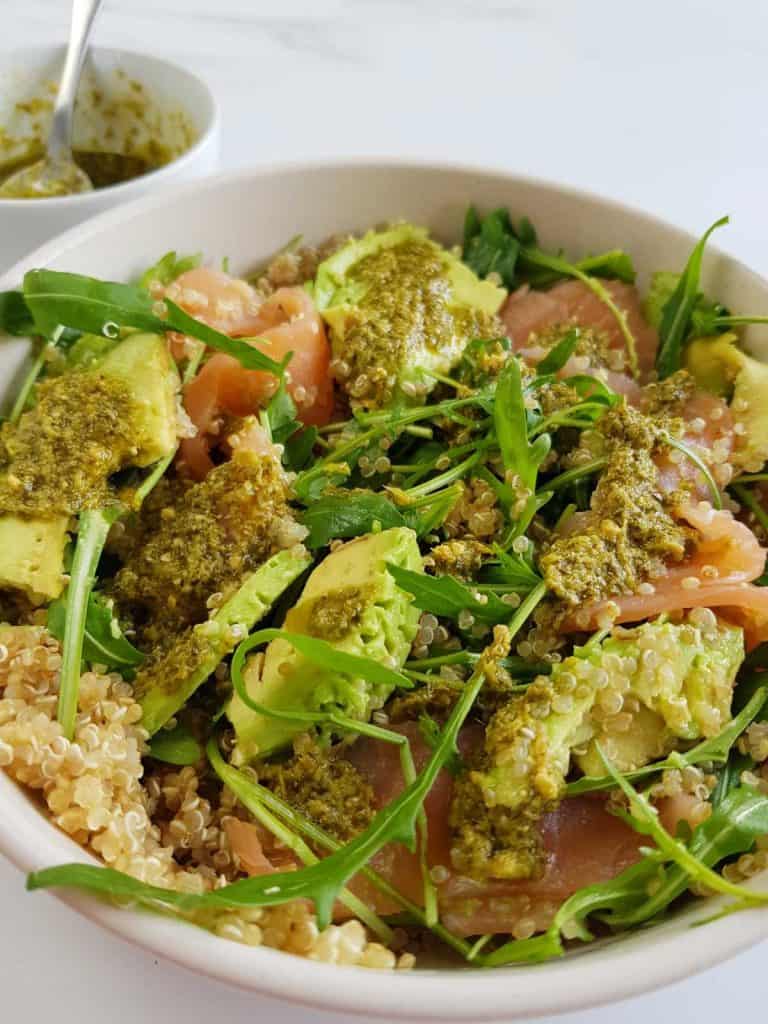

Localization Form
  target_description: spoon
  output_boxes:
[0,0,104,199]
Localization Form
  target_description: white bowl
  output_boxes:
[0,46,220,271]
[0,161,767,1021]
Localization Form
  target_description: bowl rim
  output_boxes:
[0,44,220,208]
[1,157,767,1021]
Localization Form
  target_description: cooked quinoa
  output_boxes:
[2,210,768,975]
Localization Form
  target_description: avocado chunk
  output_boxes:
[458,614,744,879]
[229,526,422,762]
[136,546,312,736]
[686,332,768,472]
[96,331,180,467]
[0,515,68,602]
[0,332,179,601]
[314,224,506,409]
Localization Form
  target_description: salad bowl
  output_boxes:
[0,160,767,1021]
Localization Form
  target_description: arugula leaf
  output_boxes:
[265,381,300,445]
[283,426,317,472]
[479,543,541,590]
[148,723,203,766]
[56,507,123,740]
[0,291,35,335]
[535,328,581,376]
[608,784,768,928]
[655,217,729,379]
[299,493,406,548]
[523,248,637,290]
[22,270,287,377]
[29,643,495,929]
[463,207,520,286]
[164,301,288,376]
[387,563,520,625]
[599,746,768,910]
[47,592,145,675]
[462,207,635,294]
[138,251,201,291]
[494,358,551,493]
[403,482,464,538]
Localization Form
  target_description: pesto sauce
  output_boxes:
[258,742,375,843]
[340,240,497,407]
[132,624,215,702]
[450,763,548,881]
[426,538,489,580]
[449,678,562,881]
[0,372,139,517]
[304,584,372,642]
[541,403,690,607]
[112,451,291,646]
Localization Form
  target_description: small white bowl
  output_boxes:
[0,46,219,270]
[0,161,767,1020]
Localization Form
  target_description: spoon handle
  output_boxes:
[48,0,105,164]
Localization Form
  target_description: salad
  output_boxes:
[1,209,768,970]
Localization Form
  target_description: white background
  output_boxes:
[2,0,768,1020]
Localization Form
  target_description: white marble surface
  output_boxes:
[2,0,768,1019]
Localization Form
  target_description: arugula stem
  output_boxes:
[402,451,482,499]
[467,934,493,961]
[660,432,722,510]
[8,341,50,424]
[713,315,768,328]
[406,651,550,675]
[537,458,607,495]
[529,404,609,438]
[733,473,768,483]
[731,483,768,535]
[57,507,120,739]
[508,580,547,633]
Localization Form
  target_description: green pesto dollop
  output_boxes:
[450,757,549,882]
[258,740,375,843]
[0,372,139,518]
[541,402,690,607]
[113,450,292,645]
[337,240,499,408]
[426,537,489,580]
[304,583,373,642]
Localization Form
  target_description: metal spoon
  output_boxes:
[0,0,104,199]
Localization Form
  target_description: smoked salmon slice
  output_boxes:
[168,271,333,478]
[502,279,659,375]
